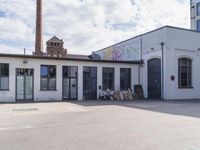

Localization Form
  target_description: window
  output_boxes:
[197,20,200,32]
[41,65,56,91]
[120,68,131,90]
[197,3,200,16]
[102,68,114,90]
[0,64,9,90]
[178,58,192,88]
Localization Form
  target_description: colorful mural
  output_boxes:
[96,37,141,61]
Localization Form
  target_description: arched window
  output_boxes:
[178,58,192,88]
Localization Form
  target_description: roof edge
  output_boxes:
[0,53,142,64]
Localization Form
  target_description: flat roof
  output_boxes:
[95,25,200,53]
[0,53,142,64]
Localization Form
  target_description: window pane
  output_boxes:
[197,3,200,16]
[90,67,97,78]
[178,58,192,87]
[0,77,9,90]
[49,78,56,90]
[70,67,78,77]
[120,68,131,90]
[197,20,200,32]
[63,66,69,77]
[49,66,56,77]
[0,64,9,76]
[41,66,48,77]
[103,68,114,90]
[41,78,48,90]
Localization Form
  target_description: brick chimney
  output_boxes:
[34,0,43,56]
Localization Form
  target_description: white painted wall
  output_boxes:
[0,57,139,102]
[164,27,200,100]
[94,26,200,100]
[140,27,200,100]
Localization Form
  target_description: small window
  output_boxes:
[178,58,192,88]
[102,68,114,90]
[120,68,131,90]
[40,65,56,91]
[0,64,9,90]
[197,20,200,32]
[197,3,200,16]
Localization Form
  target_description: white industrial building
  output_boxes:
[94,26,200,100]
[0,0,200,102]
[0,54,140,102]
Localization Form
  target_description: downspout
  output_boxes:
[161,42,164,100]
[138,36,143,85]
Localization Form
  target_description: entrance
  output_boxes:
[63,66,78,100]
[16,68,34,102]
[83,67,97,100]
[148,58,161,99]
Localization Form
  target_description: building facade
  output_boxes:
[191,0,200,31]
[94,26,200,100]
[0,54,140,103]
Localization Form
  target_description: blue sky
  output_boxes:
[0,0,190,55]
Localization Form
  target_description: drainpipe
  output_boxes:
[161,42,164,100]
[138,36,143,85]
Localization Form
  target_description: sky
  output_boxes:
[0,0,190,55]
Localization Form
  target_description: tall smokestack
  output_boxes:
[35,0,43,55]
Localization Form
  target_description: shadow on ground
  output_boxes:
[68,99,200,119]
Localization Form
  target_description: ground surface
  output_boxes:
[1,100,200,150]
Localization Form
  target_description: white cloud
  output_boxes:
[0,0,190,55]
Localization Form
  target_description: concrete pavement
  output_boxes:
[0,100,200,150]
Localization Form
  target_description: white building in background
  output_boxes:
[191,0,200,31]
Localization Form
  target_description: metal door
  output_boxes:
[148,58,161,99]
[83,67,97,100]
[16,69,34,102]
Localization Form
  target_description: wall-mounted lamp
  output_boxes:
[150,48,154,51]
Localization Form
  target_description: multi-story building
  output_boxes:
[191,0,200,31]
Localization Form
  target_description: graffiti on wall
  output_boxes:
[97,37,141,61]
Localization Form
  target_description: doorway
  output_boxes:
[148,58,161,99]
[83,67,97,100]
[16,68,34,102]
[63,66,78,100]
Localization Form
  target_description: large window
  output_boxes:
[102,67,114,90]
[41,65,56,91]
[197,20,200,32]
[0,64,9,90]
[197,3,200,16]
[178,58,192,88]
[120,68,131,90]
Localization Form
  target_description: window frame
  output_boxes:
[0,63,9,91]
[120,68,131,91]
[102,67,115,90]
[40,65,57,91]
[197,19,200,32]
[178,58,192,89]
[197,3,200,16]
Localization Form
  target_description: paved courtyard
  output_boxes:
[1,100,200,150]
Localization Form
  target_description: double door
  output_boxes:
[16,68,34,102]
[63,66,78,100]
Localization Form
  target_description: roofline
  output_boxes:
[0,53,142,64]
[94,25,200,53]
